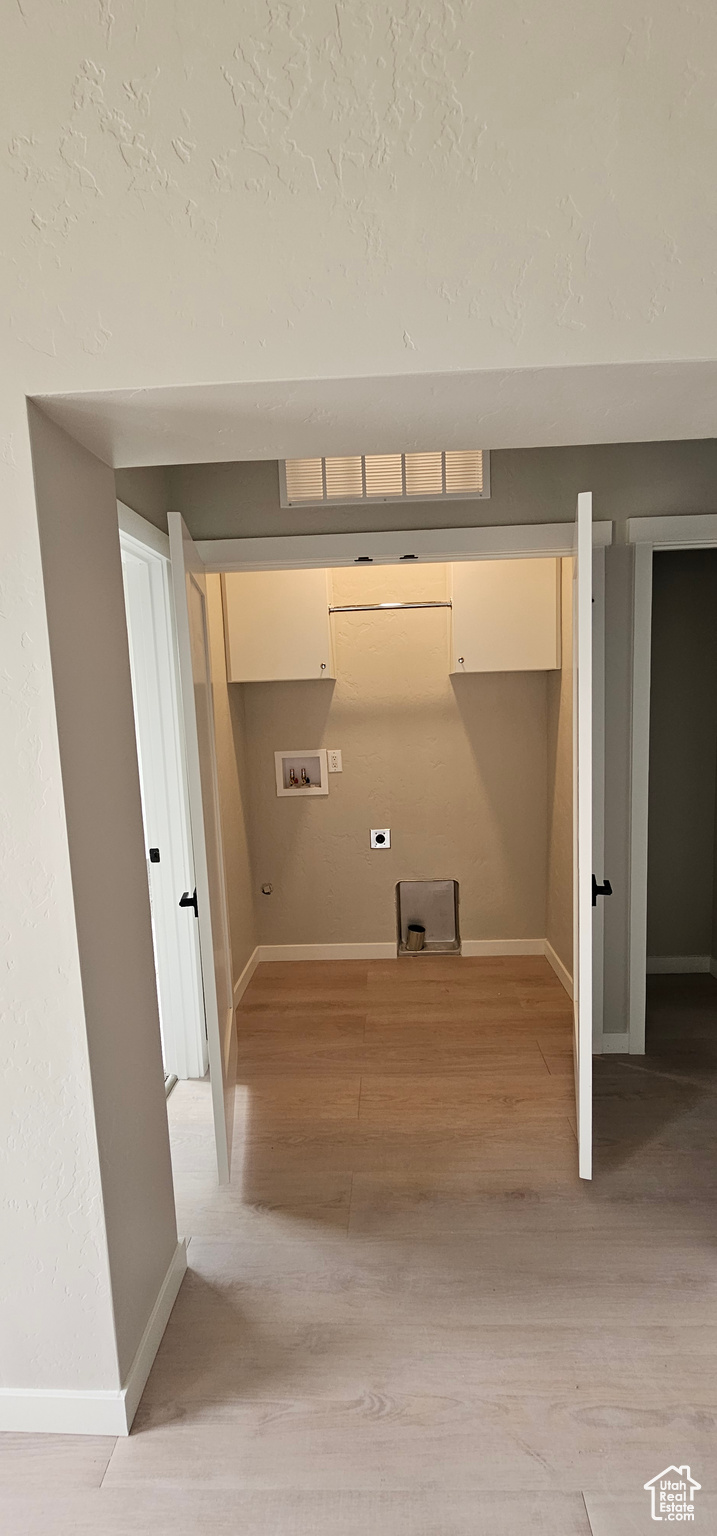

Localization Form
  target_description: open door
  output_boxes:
[573,492,593,1179]
[169,513,235,1183]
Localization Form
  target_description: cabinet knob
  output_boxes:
[458,657,465,665]
[320,662,327,671]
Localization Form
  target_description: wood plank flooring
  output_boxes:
[5,961,717,1535]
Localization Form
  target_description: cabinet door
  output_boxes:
[450,558,560,673]
[222,569,335,682]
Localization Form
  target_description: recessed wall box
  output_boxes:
[396,880,460,956]
[275,750,329,797]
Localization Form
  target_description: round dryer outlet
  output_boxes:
[370,829,391,849]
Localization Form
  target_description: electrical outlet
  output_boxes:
[327,749,342,773]
[370,828,391,849]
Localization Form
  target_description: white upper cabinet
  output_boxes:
[222,569,335,682]
[450,558,561,673]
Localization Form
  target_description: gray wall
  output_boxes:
[117,437,717,1032]
[115,466,171,532]
[31,407,178,1384]
[647,551,717,960]
[162,440,717,539]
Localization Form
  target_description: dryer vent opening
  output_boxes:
[396,880,460,957]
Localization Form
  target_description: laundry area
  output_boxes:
[215,554,571,969]
[147,537,583,1195]
[116,456,598,1201]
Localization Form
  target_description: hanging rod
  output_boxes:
[328,601,452,613]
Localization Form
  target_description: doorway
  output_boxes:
[169,502,608,1184]
[644,548,717,1074]
[627,514,717,1055]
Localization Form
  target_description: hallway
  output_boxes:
[4,960,717,1534]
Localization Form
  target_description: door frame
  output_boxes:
[196,519,612,570]
[626,512,717,1054]
[169,512,237,1183]
[573,492,594,1176]
[119,501,208,1079]
[592,544,606,1050]
[189,516,612,1048]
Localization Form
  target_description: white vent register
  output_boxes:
[281,451,488,508]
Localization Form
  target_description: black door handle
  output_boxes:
[179,889,198,917]
[592,875,613,907]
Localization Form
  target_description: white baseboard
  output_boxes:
[121,1238,187,1430]
[602,1031,630,1053]
[233,944,261,1005]
[646,955,711,974]
[544,940,574,999]
[0,1385,130,1437]
[255,940,577,990]
[461,938,545,958]
[257,942,397,962]
[0,1240,187,1436]
[461,938,574,1002]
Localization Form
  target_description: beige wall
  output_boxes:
[546,560,574,976]
[205,575,257,984]
[240,564,548,947]
[647,551,717,959]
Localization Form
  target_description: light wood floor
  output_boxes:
[4,960,717,1535]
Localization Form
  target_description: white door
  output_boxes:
[169,513,235,1183]
[573,492,593,1179]
[592,546,606,1049]
[119,512,207,1084]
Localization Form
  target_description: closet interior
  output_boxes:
[209,556,575,981]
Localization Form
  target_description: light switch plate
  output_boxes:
[327,749,342,772]
[370,828,391,849]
